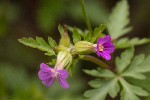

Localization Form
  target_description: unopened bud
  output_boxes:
[75,41,94,54]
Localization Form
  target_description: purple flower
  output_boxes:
[38,63,69,89]
[95,35,115,60]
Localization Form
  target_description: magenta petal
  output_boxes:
[40,63,51,72]
[103,43,115,53]
[98,35,111,44]
[42,78,55,87]
[101,52,111,60]
[96,51,101,57]
[57,70,69,79]
[38,70,51,81]
[58,76,69,89]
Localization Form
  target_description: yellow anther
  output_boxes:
[99,44,104,52]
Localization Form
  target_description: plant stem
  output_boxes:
[81,55,113,71]
[80,0,93,34]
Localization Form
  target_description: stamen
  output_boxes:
[51,69,58,78]
[99,44,104,52]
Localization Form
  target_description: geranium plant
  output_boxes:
[18,0,150,100]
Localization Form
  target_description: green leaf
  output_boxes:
[119,78,149,100]
[122,55,150,79]
[115,37,150,49]
[107,0,132,40]
[48,37,57,47]
[84,31,92,41]
[127,72,150,93]
[91,24,106,42]
[88,79,103,88]
[18,37,55,56]
[84,68,115,78]
[84,78,120,100]
[72,28,81,43]
[116,47,134,73]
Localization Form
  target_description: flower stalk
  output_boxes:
[80,0,93,34]
[81,55,113,70]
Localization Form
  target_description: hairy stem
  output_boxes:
[80,0,93,34]
[81,55,113,71]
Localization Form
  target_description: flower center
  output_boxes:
[99,44,104,52]
[51,69,58,78]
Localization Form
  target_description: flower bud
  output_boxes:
[54,50,72,70]
[75,41,94,54]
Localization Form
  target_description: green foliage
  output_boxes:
[115,37,150,49]
[84,79,120,100]
[91,24,106,43]
[127,72,150,93]
[119,78,149,100]
[18,37,55,56]
[116,47,134,73]
[122,54,150,79]
[84,68,115,78]
[72,28,81,43]
[84,68,120,100]
[67,25,86,38]
[48,37,57,47]
[84,48,150,100]
[68,24,106,43]
[107,0,132,40]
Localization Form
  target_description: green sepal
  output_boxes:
[58,24,71,47]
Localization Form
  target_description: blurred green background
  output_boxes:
[0,0,150,100]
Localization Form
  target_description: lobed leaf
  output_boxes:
[107,0,132,40]
[48,37,57,47]
[122,55,150,80]
[116,47,134,73]
[84,68,115,78]
[119,78,149,100]
[18,37,55,56]
[88,79,103,88]
[115,37,150,49]
[84,78,120,100]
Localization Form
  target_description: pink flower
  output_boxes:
[38,63,69,89]
[95,35,115,60]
